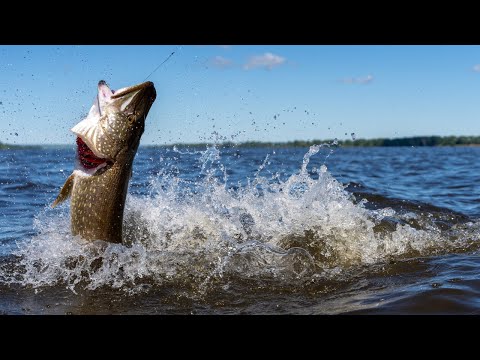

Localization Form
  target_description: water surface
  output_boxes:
[1,145,479,314]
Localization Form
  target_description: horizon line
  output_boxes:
[2,134,480,148]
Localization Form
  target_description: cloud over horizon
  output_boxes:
[209,55,234,68]
[341,74,374,84]
[243,52,286,70]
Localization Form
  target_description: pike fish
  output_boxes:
[52,80,156,243]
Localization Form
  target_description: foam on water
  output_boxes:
[1,144,479,294]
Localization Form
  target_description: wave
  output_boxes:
[1,144,479,296]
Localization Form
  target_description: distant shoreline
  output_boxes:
[0,143,43,150]
[2,136,480,150]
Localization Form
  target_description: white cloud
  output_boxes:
[473,64,480,72]
[243,52,286,70]
[341,74,374,85]
[209,56,233,68]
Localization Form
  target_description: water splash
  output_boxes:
[1,144,479,295]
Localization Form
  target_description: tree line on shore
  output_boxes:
[163,136,480,148]
[0,142,41,150]
[2,136,480,150]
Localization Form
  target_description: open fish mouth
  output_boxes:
[76,137,111,170]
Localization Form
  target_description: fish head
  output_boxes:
[72,80,156,167]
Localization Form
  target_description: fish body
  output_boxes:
[52,80,156,243]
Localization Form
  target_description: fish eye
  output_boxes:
[127,114,136,124]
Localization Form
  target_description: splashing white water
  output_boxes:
[1,144,477,294]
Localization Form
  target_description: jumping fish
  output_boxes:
[52,80,156,243]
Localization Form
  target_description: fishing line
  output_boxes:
[143,50,176,82]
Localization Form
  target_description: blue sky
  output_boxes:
[1,45,480,145]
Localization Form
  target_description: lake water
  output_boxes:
[1,145,480,314]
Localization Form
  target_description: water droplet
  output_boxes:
[351,132,356,140]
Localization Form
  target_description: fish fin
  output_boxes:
[51,173,75,208]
